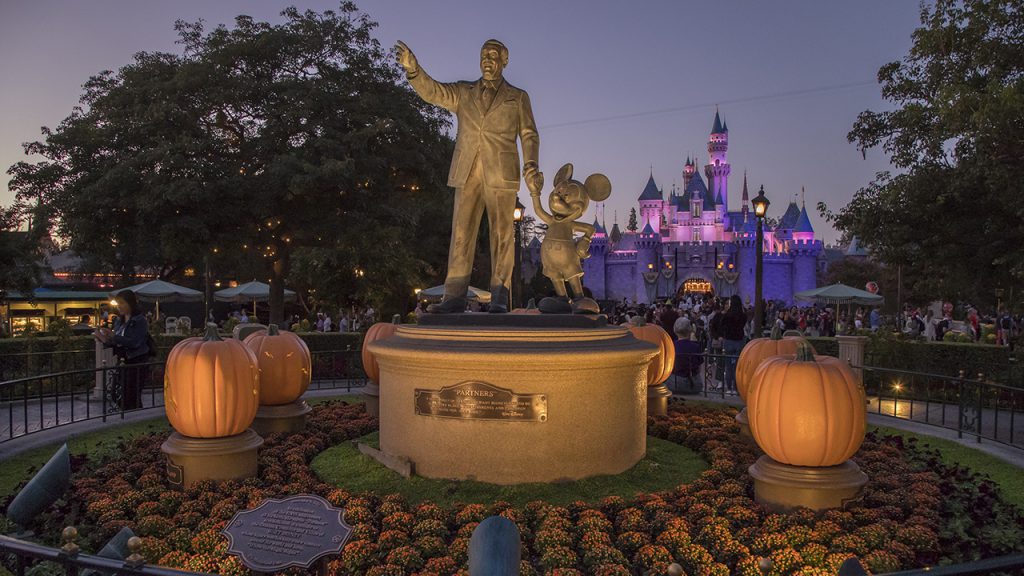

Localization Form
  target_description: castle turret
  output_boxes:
[635,219,660,304]
[638,172,663,235]
[682,156,696,191]
[585,217,608,299]
[741,172,750,221]
[705,109,731,214]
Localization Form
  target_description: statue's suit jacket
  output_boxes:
[408,68,539,191]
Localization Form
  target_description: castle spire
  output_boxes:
[801,186,806,208]
[711,107,724,134]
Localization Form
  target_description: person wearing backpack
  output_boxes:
[94,289,152,410]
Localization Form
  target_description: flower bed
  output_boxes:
[4,400,1023,575]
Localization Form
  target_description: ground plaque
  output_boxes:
[222,495,352,573]
[415,381,547,422]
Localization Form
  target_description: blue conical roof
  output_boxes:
[795,206,814,234]
[778,201,802,230]
[641,219,655,235]
[684,170,708,197]
[610,222,622,243]
[712,109,725,134]
[638,173,661,201]
[594,217,606,235]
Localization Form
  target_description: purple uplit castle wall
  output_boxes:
[524,110,822,305]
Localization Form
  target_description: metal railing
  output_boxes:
[669,350,1024,450]
[0,349,367,443]
[0,531,214,576]
[0,350,95,386]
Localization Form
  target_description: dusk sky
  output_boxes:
[0,1,924,244]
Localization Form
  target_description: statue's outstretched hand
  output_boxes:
[395,41,418,73]
[525,164,544,197]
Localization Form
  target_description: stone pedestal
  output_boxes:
[836,335,868,383]
[161,429,263,488]
[251,400,311,435]
[363,382,380,418]
[735,406,751,438]
[749,455,868,512]
[367,314,657,485]
[647,384,672,417]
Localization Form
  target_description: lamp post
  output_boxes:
[513,197,525,310]
[752,186,770,335]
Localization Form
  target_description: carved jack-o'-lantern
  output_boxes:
[164,324,260,438]
[244,324,311,405]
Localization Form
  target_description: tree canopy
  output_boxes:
[820,0,1024,308]
[8,3,454,322]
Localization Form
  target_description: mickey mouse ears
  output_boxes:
[584,174,612,201]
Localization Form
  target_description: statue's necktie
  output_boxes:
[481,82,496,110]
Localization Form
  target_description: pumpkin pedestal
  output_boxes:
[363,381,380,418]
[251,400,312,435]
[748,455,867,512]
[735,407,751,438]
[647,384,672,417]
[160,429,263,488]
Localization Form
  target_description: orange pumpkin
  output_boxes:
[747,344,866,467]
[736,325,813,401]
[628,319,675,386]
[362,314,402,383]
[244,324,311,405]
[164,324,260,438]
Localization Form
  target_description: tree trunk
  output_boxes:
[269,251,290,326]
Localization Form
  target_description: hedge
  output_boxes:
[0,331,366,382]
[806,336,1020,386]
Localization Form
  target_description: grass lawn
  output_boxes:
[0,395,358,500]
[870,425,1024,510]
[312,432,707,507]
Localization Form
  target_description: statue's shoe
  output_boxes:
[488,286,509,313]
[427,297,468,314]
[571,297,600,315]
[538,296,573,314]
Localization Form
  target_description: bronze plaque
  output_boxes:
[415,381,547,422]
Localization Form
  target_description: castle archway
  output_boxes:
[676,277,714,300]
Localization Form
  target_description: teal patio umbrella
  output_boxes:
[795,283,883,333]
[113,279,203,318]
[214,280,296,316]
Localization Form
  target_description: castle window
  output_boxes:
[692,203,701,219]
[692,229,701,242]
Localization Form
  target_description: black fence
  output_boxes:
[0,531,214,576]
[0,350,366,443]
[671,351,1024,450]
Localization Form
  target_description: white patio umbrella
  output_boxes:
[112,279,203,318]
[214,280,297,316]
[416,285,492,303]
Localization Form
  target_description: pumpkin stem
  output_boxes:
[796,342,815,362]
[204,323,222,341]
[268,324,280,336]
[391,314,401,324]
[770,323,782,340]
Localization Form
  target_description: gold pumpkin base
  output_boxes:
[160,429,263,488]
[735,407,752,438]
[251,400,311,436]
[363,382,380,418]
[749,455,867,512]
[647,384,671,417]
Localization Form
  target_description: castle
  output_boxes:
[524,110,823,305]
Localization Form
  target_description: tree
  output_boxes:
[0,205,44,302]
[627,208,638,232]
[820,0,1024,307]
[9,4,454,323]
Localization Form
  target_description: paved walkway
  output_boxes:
[3,384,1021,471]
[0,387,363,461]
[677,390,1024,469]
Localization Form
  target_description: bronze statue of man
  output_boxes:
[396,39,543,313]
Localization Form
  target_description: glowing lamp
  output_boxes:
[513,197,525,222]
[752,185,770,219]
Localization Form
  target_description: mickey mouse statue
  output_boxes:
[529,163,611,314]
